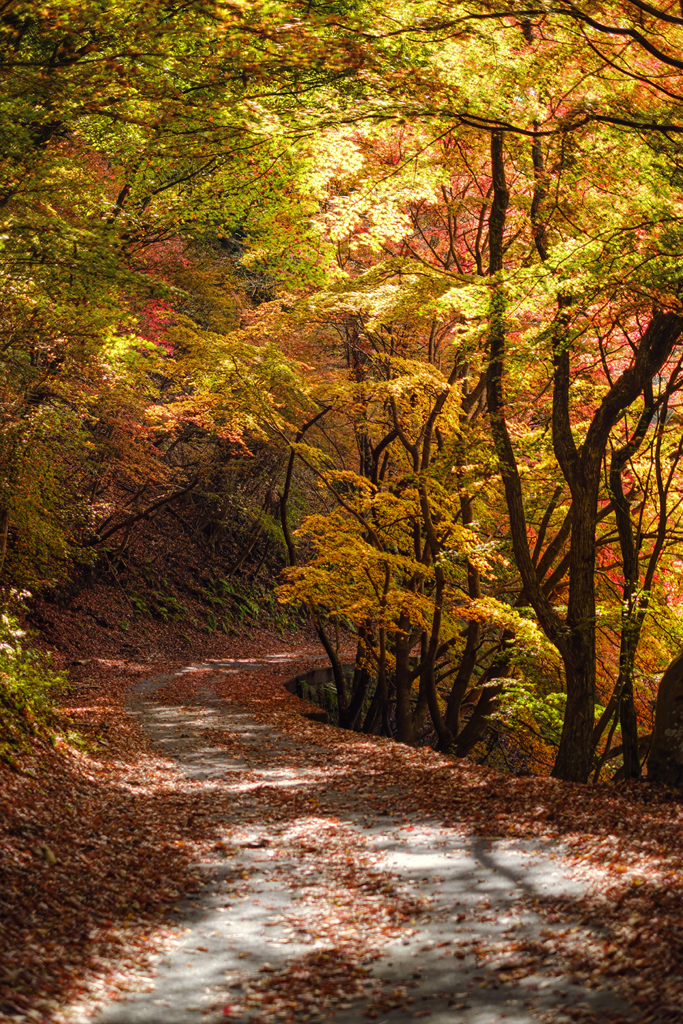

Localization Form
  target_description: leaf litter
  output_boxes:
[1,642,682,1023]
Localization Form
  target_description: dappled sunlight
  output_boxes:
[4,653,682,1023]
[9,5,683,1022]
[76,659,661,1023]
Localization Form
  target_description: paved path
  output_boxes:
[96,658,637,1024]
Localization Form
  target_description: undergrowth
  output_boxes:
[127,570,309,635]
[0,613,67,768]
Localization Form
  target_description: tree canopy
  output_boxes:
[4,0,683,783]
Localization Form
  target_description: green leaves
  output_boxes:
[0,611,66,764]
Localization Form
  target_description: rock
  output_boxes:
[647,650,683,786]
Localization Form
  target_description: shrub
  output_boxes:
[0,613,66,766]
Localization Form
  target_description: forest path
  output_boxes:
[95,657,637,1024]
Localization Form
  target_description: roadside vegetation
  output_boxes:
[3,1,683,784]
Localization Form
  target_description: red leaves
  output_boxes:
[0,658,222,1020]
[199,661,683,1022]
[3,638,683,1024]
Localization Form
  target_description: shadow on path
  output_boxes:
[94,659,639,1024]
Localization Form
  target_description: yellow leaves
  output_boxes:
[304,262,475,330]
[240,247,270,268]
[279,463,480,643]
[310,356,462,458]
[102,332,163,375]
[455,596,559,662]
[302,131,365,192]
[283,497,417,620]
[321,192,412,251]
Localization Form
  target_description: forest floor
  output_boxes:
[2,634,683,1024]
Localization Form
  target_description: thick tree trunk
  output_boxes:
[485,132,683,782]
[551,487,598,782]
[444,493,481,741]
[607,384,658,778]
[394,616,415,743]
[361,683,384,735]
[552,652,595,781]
[443,621,478,741]
[313,617,348,714]
[346,627,373,730]
[647,650,683,786]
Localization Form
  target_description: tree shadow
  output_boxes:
[2,656,680,1023]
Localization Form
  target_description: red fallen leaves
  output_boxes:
[196,663,683,1024]
[224,951,386,1022]
[0,639,318,1023]
[2,639,683,1024]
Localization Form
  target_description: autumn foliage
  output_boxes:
[3,0,683,783]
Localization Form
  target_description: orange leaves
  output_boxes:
[4,633,683,1024]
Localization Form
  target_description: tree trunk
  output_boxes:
[453,682,505,757]
[552,652,595,781]
[393,611,423,743]
[444,493,481,741]
[619,671,641,779]
[551,486,598,782]
[346,627,373,730]
[484,130,683,783]
[607,382,658,779]
[313,617,348,715]
[363,622,390,735]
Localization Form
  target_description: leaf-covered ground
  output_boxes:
[1,641,682,1024]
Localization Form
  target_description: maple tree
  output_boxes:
[288,2,683,784]
[9,5,683,1022]
[0,0,329,584]
[3,0,683,784]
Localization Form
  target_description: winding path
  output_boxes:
[94,655,636,1024]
